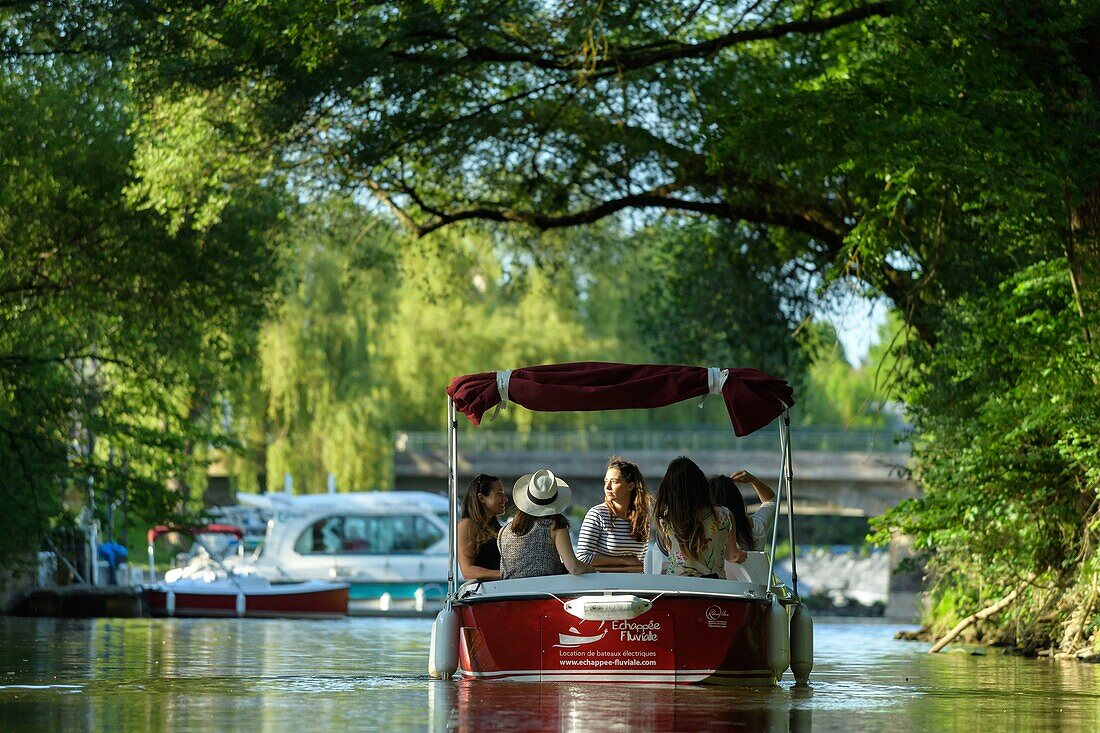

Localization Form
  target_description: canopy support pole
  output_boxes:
[766,413,786,594]
[766,408,798,599]
[782,411,799,599]
[447,398,459,599]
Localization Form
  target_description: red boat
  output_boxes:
[144,524,349,619]
[145,576,349,619]
[429,362,814,685]
[455,572,780,684]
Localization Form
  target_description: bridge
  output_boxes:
[393,427,916,517]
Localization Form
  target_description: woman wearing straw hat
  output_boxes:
[498,469,593,579]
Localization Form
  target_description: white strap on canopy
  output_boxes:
[489,369,513,421]
[708,367,729,394]
[698,366,729,408]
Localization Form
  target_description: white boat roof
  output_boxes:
[236,490,449,514]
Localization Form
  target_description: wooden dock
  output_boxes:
[12,585,146,618]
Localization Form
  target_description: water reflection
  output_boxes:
[0,617,1096,733]
[435,679,811,732]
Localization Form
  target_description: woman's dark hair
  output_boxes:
[653,456,716,561]
[461,473,502,548]
[508,510,569,537]
[606,456,650,541]
[710,475,753,551]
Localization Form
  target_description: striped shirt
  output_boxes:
[576,504,647,563]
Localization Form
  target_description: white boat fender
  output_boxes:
[236,592,246,618]
[379,592,392,612]
[765,597,790,681]
[166,590,176,617]
[563,595,653,621]
[428,606,459,680]
[414,587,426,613]
[790,602,814,686]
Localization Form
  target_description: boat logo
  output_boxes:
[555,621,608,647]
[705,605,729,628]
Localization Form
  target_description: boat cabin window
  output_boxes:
[293,514,444,555]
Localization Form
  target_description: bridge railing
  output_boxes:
[395,426,908,454]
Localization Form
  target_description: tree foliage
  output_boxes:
[873,259,1100,652]
[0,50,284,568]
[5,0,1099,653]
[102,0,1097,651]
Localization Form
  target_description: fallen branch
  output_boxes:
[928,576,1034,653]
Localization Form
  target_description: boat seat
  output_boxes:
[643,543,770,585]
[725,551,770,584]
[643,541,666,574]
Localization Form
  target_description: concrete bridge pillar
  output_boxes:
[886,535,926,621]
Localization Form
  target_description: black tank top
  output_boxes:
[468,518,502,572]
[473,536,501,571]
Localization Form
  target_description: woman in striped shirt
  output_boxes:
[575,456,651,572]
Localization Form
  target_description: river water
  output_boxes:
[0,616,1096,732]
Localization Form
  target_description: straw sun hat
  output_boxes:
[511,469,572,517]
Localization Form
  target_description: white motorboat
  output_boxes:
[224,490,452,612]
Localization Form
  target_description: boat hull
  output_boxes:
[146,580,349,619]
[456,594,773,684]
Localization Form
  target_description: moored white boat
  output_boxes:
[227,491,451,613]
[429,362,814,685]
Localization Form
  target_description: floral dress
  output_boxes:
[658,506,733,578]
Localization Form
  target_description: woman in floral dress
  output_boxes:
[653,456,741,578]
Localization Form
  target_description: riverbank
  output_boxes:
[895,625,1100,663]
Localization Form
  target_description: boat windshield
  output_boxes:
[292,514,444,555]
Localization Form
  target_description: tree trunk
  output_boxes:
[1065,187,1100,347]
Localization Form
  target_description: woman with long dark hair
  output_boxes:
[653,456,740,578]
[576,456,650,572]
[457,473,507,581]
[497,468,592,579]
[709,470,777,557]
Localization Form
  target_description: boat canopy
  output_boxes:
[147,523,244,544]
[447,362,794,437]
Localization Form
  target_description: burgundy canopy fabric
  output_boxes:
[446,362,794,437]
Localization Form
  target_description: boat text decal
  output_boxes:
[705,604,729,629]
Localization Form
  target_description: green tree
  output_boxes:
[799,311,905,429]
[637,219,811,381]
[873,261,1099,653]
[0,54,283,567]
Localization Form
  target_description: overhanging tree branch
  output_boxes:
[367,177,849,247]
[392,3,894,74]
